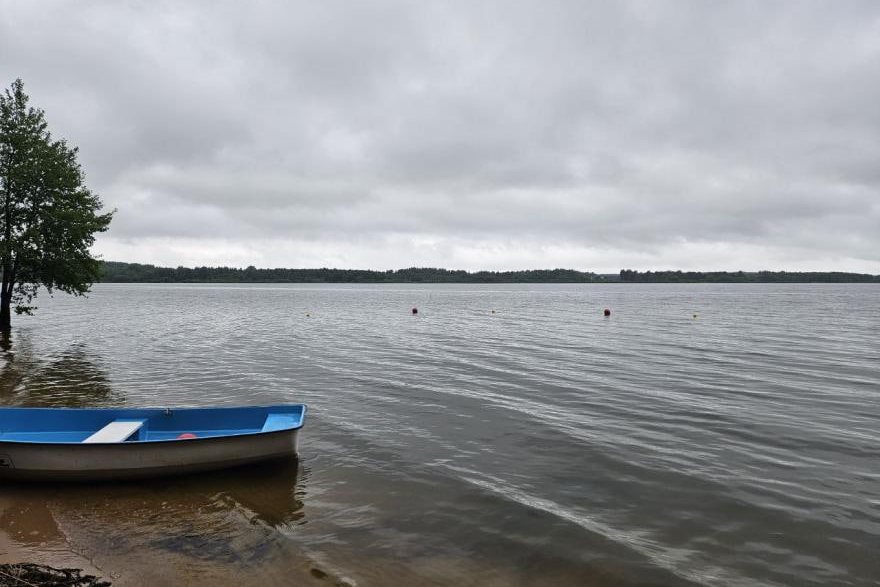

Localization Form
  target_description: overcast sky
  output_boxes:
[2,1,878,272]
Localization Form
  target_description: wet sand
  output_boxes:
[0,493,106,580]
[0,461,331,587]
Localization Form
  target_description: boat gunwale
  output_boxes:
[0,404,307,446]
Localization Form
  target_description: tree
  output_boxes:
[0,79,113,330]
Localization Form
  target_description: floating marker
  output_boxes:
[693,314,698,319]
[412,307,418,315]
[603,308,611,317]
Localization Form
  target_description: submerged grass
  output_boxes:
[0,563,110,587]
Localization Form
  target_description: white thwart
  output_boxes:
[82,420,145,443]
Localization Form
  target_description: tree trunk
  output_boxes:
[0,287,10,331]
[0,258,11,331]
[2,182,9,331]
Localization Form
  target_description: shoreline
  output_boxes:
[99,262,880,284]
[0,495,111,585]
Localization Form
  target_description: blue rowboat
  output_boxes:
[0,405,306,481]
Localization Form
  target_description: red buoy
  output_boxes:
[177,433,198,440]
[603,308,611,317]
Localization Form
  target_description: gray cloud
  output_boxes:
[1,0,878,271]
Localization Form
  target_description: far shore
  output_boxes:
[98,262,880,284]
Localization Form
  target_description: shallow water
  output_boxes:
[1,283,878,586]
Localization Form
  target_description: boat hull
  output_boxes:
[0,428,300,481]
[0,404,306,481]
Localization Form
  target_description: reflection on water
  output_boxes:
[1,460,312,585]
[0,331,120,407]
[2,284,879,586]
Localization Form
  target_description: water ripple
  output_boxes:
[3,283,878,586]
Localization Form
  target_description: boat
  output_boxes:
[0,404,306,481]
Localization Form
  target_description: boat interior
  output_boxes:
[0,406,306,444]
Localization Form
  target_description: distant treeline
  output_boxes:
[98,262,879,283]
[99,262,600,283]
[619,270,880,283]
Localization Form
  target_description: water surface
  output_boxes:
[1,283,878,586]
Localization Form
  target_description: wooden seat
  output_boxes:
[261,413,297,433]
[82,419,145,443]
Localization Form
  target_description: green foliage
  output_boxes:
[0,79,113,328]
[101,264,880,284]
[618,269,879,283]
[99,262,601,283]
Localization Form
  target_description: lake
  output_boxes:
[1,283,878,586]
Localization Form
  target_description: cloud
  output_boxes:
[1,0,878,271]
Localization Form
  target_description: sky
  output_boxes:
[1,1,878,273]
